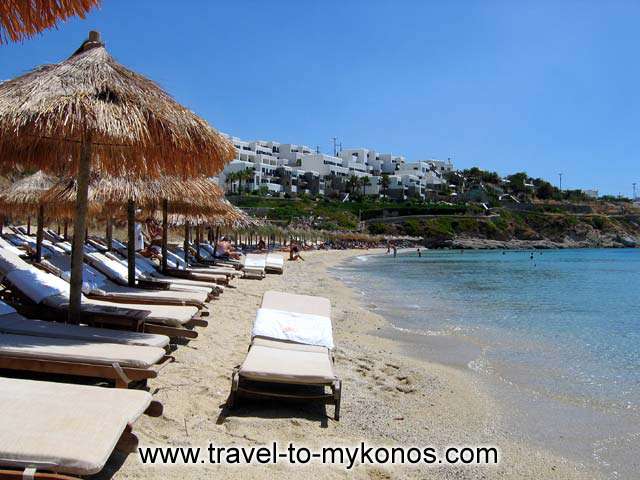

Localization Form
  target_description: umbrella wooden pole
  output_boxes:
[212,226,219,264]
[127,200,136,287]
[63,221,68,240]
[161,199,168,274]
[195,224,201,262]
[35,205,44,262]
[69,137,92,323]
[183,221,190,264]
[27,216,31,235]
[0,217,3,235]
[105,216,113,251]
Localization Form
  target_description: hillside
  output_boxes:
[230,195,640,249]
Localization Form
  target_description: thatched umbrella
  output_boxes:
[162,202,256,261]
[43,174,229,280]
[0,171,56,261]
[0,0,100,44]
[0,31,234,320]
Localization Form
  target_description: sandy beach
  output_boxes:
[109,249,599,480]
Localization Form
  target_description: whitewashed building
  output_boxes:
[218,133,453,199]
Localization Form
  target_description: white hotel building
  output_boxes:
[218,133,454,200]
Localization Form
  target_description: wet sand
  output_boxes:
[110,249,598,479]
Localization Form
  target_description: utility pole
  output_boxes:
[558,172,563,191]
[633,182,637,200]
[316,145,320,154]
[332,137,338,157]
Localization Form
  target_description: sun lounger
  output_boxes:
[0,300,169,348]
[0,332,173,387]
[265,253,285,274]
[41,253,210,307]
[229,291,341,420]
[241,253,266,279]
[0,377,161,477]
[85,250,223,294]
[0,248,204,339]
[0,301,172,387]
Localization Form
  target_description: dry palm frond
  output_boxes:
[161,201,255,228]
[42,173,226,219]
[0,170,56,215]
[0,0,100,44]
[0,31,235,177]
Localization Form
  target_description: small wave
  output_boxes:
[355,255,369,262]
[389,323,459,337]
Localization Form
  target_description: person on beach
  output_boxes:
[217,237,241,260]
[145,218,163,246]
[134,222,145,252]
[289,243,305,261]
[257,238,266,252]
[417,248,422,257]
[392,245,397,258]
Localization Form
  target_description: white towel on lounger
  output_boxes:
[252,307,334,349]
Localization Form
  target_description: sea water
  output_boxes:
[332,249,640,478]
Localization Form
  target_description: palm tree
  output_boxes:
[225,172,238,194]
[380,173,390,199]
[238,167,255,195]
[347,175,359,195]
[361,176,371,196]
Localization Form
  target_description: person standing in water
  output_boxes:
[393,245,397,258]
[417,248,422,257]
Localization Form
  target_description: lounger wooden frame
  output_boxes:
[228,367,341,420]
[0,352,174,388]
[0,282,200,340]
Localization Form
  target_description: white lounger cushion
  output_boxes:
[0,312,169,348]
[0,333,164,368]
[6,268,69,304]
[0,237,25,256]
[262,290,332,318]
[253,308,334,349]
[0,377,151,475]
[240,337,336,385]
[243,254,266,269]
[265,253,284,271]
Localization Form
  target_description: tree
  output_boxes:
[533,178,557,200]
[346,175,360,195]
[506,172,529,194]
[361,176,371,195]
[238,167,255,196]
[380,173,390,199]
[225,171,238,194]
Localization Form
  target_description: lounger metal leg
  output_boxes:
[333,380,342,421]
[228,368,240,407]
[115,431,139,453]
[146,400,164,417]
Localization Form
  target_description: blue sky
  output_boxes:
[1,0,639,195]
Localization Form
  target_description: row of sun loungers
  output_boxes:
[0,230,333,478]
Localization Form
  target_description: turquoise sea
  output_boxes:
[332,249,640,478]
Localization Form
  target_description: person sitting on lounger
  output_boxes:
[289,243,304,261]
[257,238,266,252]
[145,218,163,247]
[217,237,241,260]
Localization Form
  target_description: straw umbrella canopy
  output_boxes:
[0,31,235,320]
[161,201,257,260]
[0,0,100,44]
[0,171,57,260]
[42,174,228,279]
